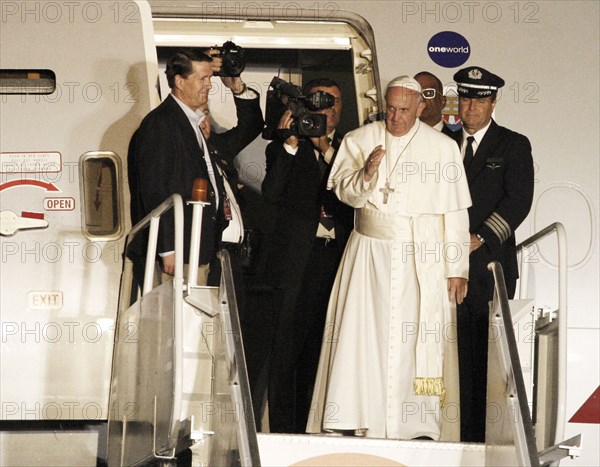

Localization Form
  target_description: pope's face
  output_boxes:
[458,96,496,134]
[174,61,213,111]
[385,86,425,136]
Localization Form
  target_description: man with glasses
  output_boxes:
[414,71,455,136]
[452,65,534,442]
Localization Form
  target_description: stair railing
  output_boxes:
[516,223,567,444]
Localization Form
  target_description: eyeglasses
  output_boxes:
[422,88,437,99]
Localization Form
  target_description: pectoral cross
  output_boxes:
[379,181,395,204]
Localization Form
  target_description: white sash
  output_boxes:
[355,207,448,404]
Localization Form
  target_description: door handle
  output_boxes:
[0,210,49,236]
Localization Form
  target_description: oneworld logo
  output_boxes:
[428,31,471,68]
[429,46,470,53]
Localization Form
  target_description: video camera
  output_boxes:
[262,76,335,140]
[216,41,245,77]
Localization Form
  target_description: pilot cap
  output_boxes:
[386,75,422,94]
[453,66,505,98]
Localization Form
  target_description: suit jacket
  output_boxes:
[128,94,227,266]
[453,119,534,289]
[262,133,354,289]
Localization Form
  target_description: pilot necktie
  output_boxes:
[463,136,475,171]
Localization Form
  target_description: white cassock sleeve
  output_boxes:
[443,208,470,279]
[328,123,383,208]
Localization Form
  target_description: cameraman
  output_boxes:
[262,78,354,433]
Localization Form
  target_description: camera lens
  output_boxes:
[300,115,316,130]
[218,41,245,77]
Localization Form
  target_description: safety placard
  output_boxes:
[1,151,62,173]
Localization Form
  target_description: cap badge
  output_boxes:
[468,68,482,80]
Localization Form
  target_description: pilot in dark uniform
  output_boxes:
[452,66,534,442]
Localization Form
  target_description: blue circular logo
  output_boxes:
[427,31,470,68]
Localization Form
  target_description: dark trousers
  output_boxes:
[457,252,517,442]
[268,239,342,433]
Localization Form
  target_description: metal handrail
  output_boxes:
[126,194,184,295]
[516,222,567,445]
[122,193,185,457]
[487,261,539,466]
[218,249,261,466]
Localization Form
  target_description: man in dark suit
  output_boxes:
[262,78,354,433]
[128,49,259,287]
[414,71,455,136]
[452,66,534,442]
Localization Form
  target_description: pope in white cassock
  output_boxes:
[306,76,472,441]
